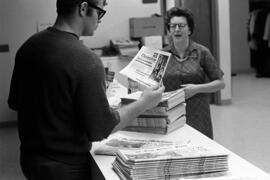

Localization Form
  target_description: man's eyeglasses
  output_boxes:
[168,23,187,29]
[87,2,106,20]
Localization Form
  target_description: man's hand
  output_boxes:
[113,85,165,133]
[139,85,165,110]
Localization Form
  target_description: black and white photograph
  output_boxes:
[1,0,270,180]
[149,54,169,83]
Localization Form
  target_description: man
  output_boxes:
[8,0,164,179]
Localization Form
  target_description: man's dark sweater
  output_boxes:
[8,27,119,164]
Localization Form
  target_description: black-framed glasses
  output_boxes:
[87,2,106,20]
[168,23,187,29]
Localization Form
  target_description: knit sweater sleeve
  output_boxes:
[73,52,120,141]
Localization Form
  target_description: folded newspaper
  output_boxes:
[119,46,171,88]
[94,133,182,156]
[120,88,185,110]
[116,144,229,163]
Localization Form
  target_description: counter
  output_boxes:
[91,125,268,179]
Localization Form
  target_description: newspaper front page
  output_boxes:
[119,46,171,88]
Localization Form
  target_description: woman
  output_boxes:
[162,7,225,139]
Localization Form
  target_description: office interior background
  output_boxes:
[0,0,269,179]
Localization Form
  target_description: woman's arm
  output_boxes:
[181,78,225,99]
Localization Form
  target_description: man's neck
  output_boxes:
[53,16,81,37]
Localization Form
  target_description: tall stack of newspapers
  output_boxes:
[120,89,186,134]
[112,144,229,180]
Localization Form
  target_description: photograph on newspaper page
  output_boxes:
[119,46,171,88]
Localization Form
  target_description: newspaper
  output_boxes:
[94,133,187,156]
[120,89,184,105]
[117,144,229,163]
[113,144,229,180]
[119,46,171,88]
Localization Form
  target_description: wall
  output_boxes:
[0,0,56,123]
[82,0,162,48]
[0,0,161,123]
[217,0,232,102]
[230,0,251,73]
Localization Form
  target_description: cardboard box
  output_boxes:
[129,17,165,38]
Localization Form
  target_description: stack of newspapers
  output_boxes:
[120,88,186,134]
[112,144,229,180]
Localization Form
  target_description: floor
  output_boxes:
[0,126,22,180]
[0,72,270,179]
[212,72,270,173]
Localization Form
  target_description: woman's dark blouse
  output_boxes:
[162,40,224,138]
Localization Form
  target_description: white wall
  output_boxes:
[217,0,232,102]
[82,0,162,48]
[0,0,56,123]
[166,0,176,10]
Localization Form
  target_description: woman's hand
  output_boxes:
[181,79,225,100]
[181,84,199,99]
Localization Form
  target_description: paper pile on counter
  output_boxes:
[113,144,229,180]
[121,89,186,134]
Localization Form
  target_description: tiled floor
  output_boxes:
[0,72,269,180]
[212,72,270,173]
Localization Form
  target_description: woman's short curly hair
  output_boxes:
[165,7,195,35]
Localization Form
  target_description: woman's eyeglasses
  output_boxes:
[87,2,106,20]
[168,23,187,29]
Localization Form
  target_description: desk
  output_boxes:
[91,125,268,179]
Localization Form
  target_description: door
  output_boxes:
[175,0,221,105]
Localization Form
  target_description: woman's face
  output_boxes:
[169,16,191,43]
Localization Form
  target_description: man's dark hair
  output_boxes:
[56,0,100,16]
[165,7,195,35]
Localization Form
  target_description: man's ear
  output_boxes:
[79,2,88,17]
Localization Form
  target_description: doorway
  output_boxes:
[248,0,270,77]
[163,0,221,105]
